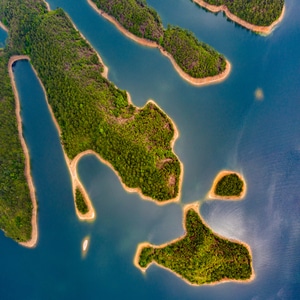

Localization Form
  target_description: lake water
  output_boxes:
[1,0,300,299]
[0,25,7,48]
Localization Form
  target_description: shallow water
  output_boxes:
[1,0,300,298]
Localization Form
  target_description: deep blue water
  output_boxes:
[1,0,300,299]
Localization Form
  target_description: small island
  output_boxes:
[89,0,231,85]
[192,0,285,34]
[134,203,254,285]
[209,170,246,200]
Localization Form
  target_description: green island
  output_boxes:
[135,204,253,285]
[75,188,89,215]
[0,0,183,244]
[0,50,33,243]
[192,0,285,34]
[90,0,228,81]
[209,170,246,200]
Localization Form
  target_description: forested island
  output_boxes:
[89,0,230,85]
[135,203,253,285]
[0,0,183,244]
[192,0,285,34]
[209,170,246,200]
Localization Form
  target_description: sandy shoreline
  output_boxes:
[0,21,8,32]
[208,170,247,200]
[134,202,255,286]
[8,55,38,248]
[193,0,285,35]
[87,0,231,86]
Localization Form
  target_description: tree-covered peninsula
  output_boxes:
[135,204,253,285]
[0,0,183,243]
[90,0,227,80]
[192,0,284,33]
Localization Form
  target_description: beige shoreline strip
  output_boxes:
[134,202,255,286]
[8,55,38,248]
[193,0,285,35]
[208,170,247,200]
[0,21,8,32]
[87,0,231,86]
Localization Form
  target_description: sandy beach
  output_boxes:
[208,170,247,200]
[134,202,255,286]
[0,21,8,32]
[193,0,285,35]
[87,0,231,86]
[8,55,38,248]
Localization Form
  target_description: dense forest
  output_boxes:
[0,0,181,210]
[215,173,244,196]
[92,0,164,43]
[162,26,226,78]
[75,188,89,214]
[199,0,284,26]
[91,0,226,78]
[138,207,252,284]
[0,51,32,242]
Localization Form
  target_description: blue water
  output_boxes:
[1,0,300,298]
[0,26,7,48]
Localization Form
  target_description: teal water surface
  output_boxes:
[1,0,300,299]
[0,25,7,48]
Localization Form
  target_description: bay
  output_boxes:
[1,0,300,298]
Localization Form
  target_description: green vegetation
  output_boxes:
[0,0,181,204]
[0,51,33,242]
[92,0,164,43]
[75,189,88,214]
[215,173,244,197]
[162,25,226,78]
[138,207,252,284]
[92,0,226,78]
[199,0,284,26]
